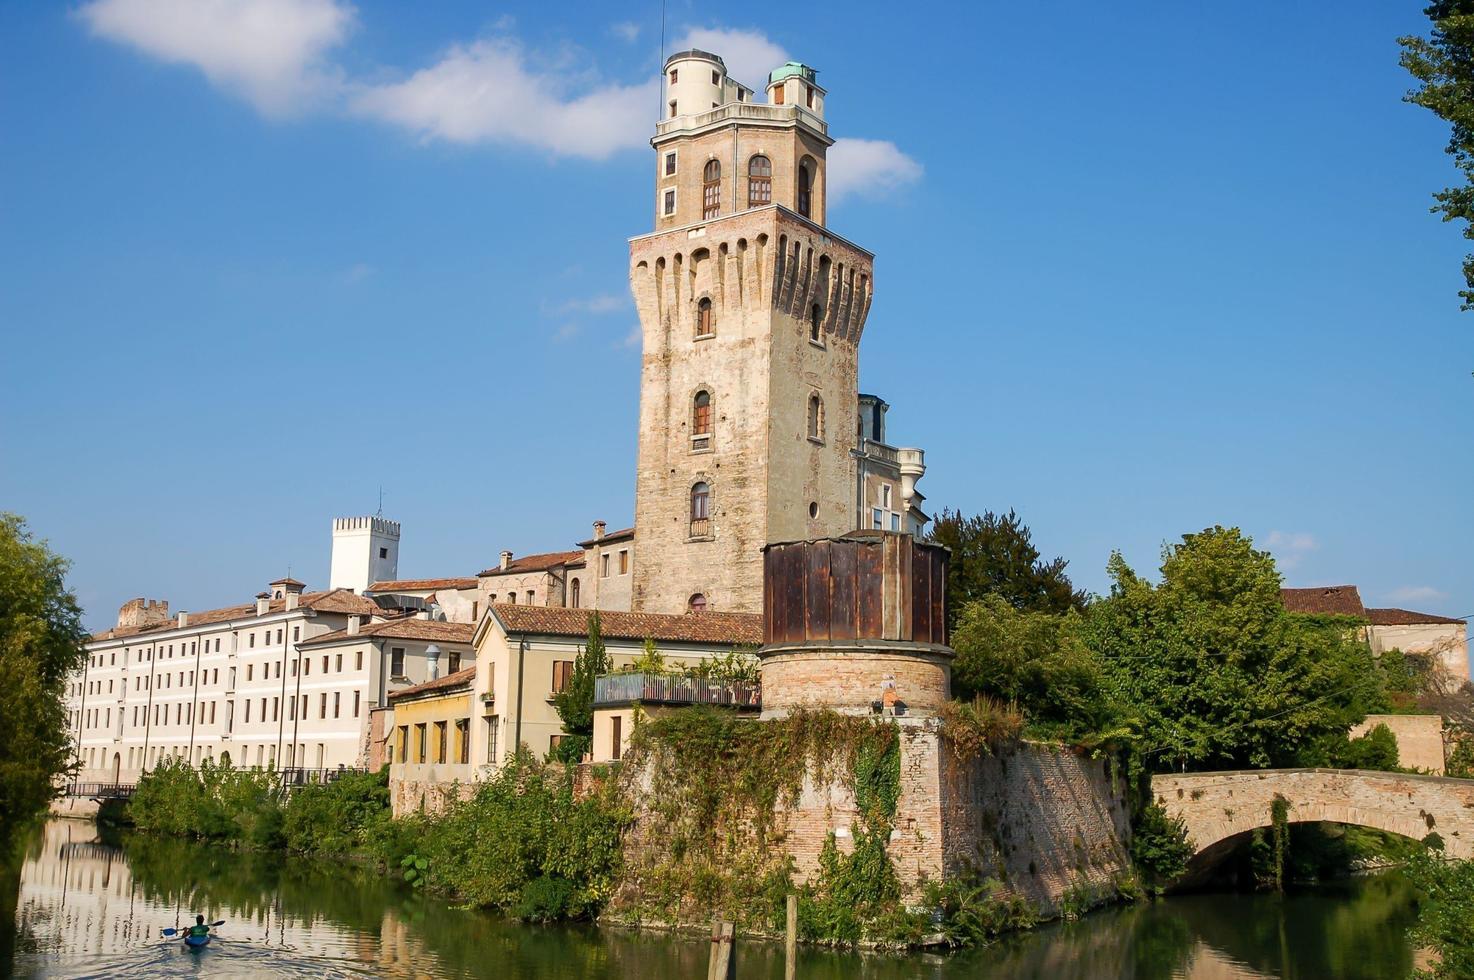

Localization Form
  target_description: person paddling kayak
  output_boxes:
[184,915,211,947]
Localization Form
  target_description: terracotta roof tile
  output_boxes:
[477,550,586,577]
[492,605,761,645]
[90,589,384,643]
[1280,586,1367,618]
[388,665,476,702]
[301,618,475,647]
[1366,607,1467,627]
[367,577,478,593]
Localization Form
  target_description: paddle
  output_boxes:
[161,920,224,937]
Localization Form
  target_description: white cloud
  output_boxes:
[611,21,641,43]
[1386,585,1448,604]
[551,322,580,343]
[349,39,654,159]
[827,138,923,203]
[548,293,627,316]
[620,324,642,349]
[340,261,373,284]
[75,11,925,184]
[1264,530,1317,569]
[76,0,355,116]
[675,27,787,90]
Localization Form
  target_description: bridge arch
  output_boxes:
[1152,768,1474,861]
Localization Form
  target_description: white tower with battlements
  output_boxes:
[330,516,400,593]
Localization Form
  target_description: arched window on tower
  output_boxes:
[696,297,714,338]
[570,578,581,609]
[703,160,721,219]
[807,394,825,442]
[688,593,707,614]
[690,481,711,536]
[809,303,823,344]
[797,161,813,218]
[748,155,771,207]
[692,390,712,451]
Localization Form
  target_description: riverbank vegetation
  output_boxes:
[116,512,1474,952]
[0,514,88,850]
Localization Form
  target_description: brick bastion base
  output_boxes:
[612,721,1132,920]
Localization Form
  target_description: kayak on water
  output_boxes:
[161,917,224,949]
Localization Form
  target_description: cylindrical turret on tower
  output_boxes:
[766,62,825,118]
[663,49,754,121]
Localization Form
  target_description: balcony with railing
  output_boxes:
[654,102,827,139]
[593,672,760,710]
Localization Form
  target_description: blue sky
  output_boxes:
[1,1,1470,630]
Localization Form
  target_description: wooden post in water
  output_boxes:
[707,919,734,980]
[785,894,798,979]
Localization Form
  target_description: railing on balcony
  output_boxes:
[278,766,365,788]
[654,102,827,139]
[594,672,760,710]
[861,438,899,464]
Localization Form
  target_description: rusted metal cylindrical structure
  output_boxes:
[759,531,952,718]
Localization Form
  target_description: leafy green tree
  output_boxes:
[948,595,1116,741]
[1130,803,1193,893]
[1401,2,1474,310]
[1079,527,1383,771]
[1402,846,1474,979]
[928,509,1085,628]
[0,514,88,844]
[550,612,611,763]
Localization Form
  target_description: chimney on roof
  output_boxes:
[500,550,513,571]
[177,610,189,629]
[593,520,606,540]
[426,644,442,681]
[347,615,361,636]
[415,609,430,621]
[255,592,270,616]
[285,591,299,611]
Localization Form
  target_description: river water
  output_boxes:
[4,819,1422,979]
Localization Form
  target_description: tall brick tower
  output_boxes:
[630,50,874,615]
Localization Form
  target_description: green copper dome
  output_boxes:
[767,62,817,85]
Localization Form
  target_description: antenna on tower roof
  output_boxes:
[377,486,384,517]
[657,0,666,118]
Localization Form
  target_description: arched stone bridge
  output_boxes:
[1153,768,1474,860]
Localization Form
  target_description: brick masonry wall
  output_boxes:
[615,721,1130,916]
[1350,713,1446,774]
[759,646,952,719]
[390,763,477,817]
[938,738,1133,915]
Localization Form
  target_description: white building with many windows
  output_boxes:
[67,516,467,783]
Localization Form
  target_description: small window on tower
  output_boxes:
[798,161,813,218]
[773,85,785,105]
[696,298,714,339]
[692,390,713,450]
[669,69,678,84]
[669,100,678,118]
[808,394,825,443]
[712,70,720,85]
[663,189,676,216]
[690,482,711,537]
[810,303,824,345]
[379,547,388,559]
[702,159,721,220]
[748,155,771,207]
[807,85,815,109]
[664,151,677,177]
[689,593,707,613]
